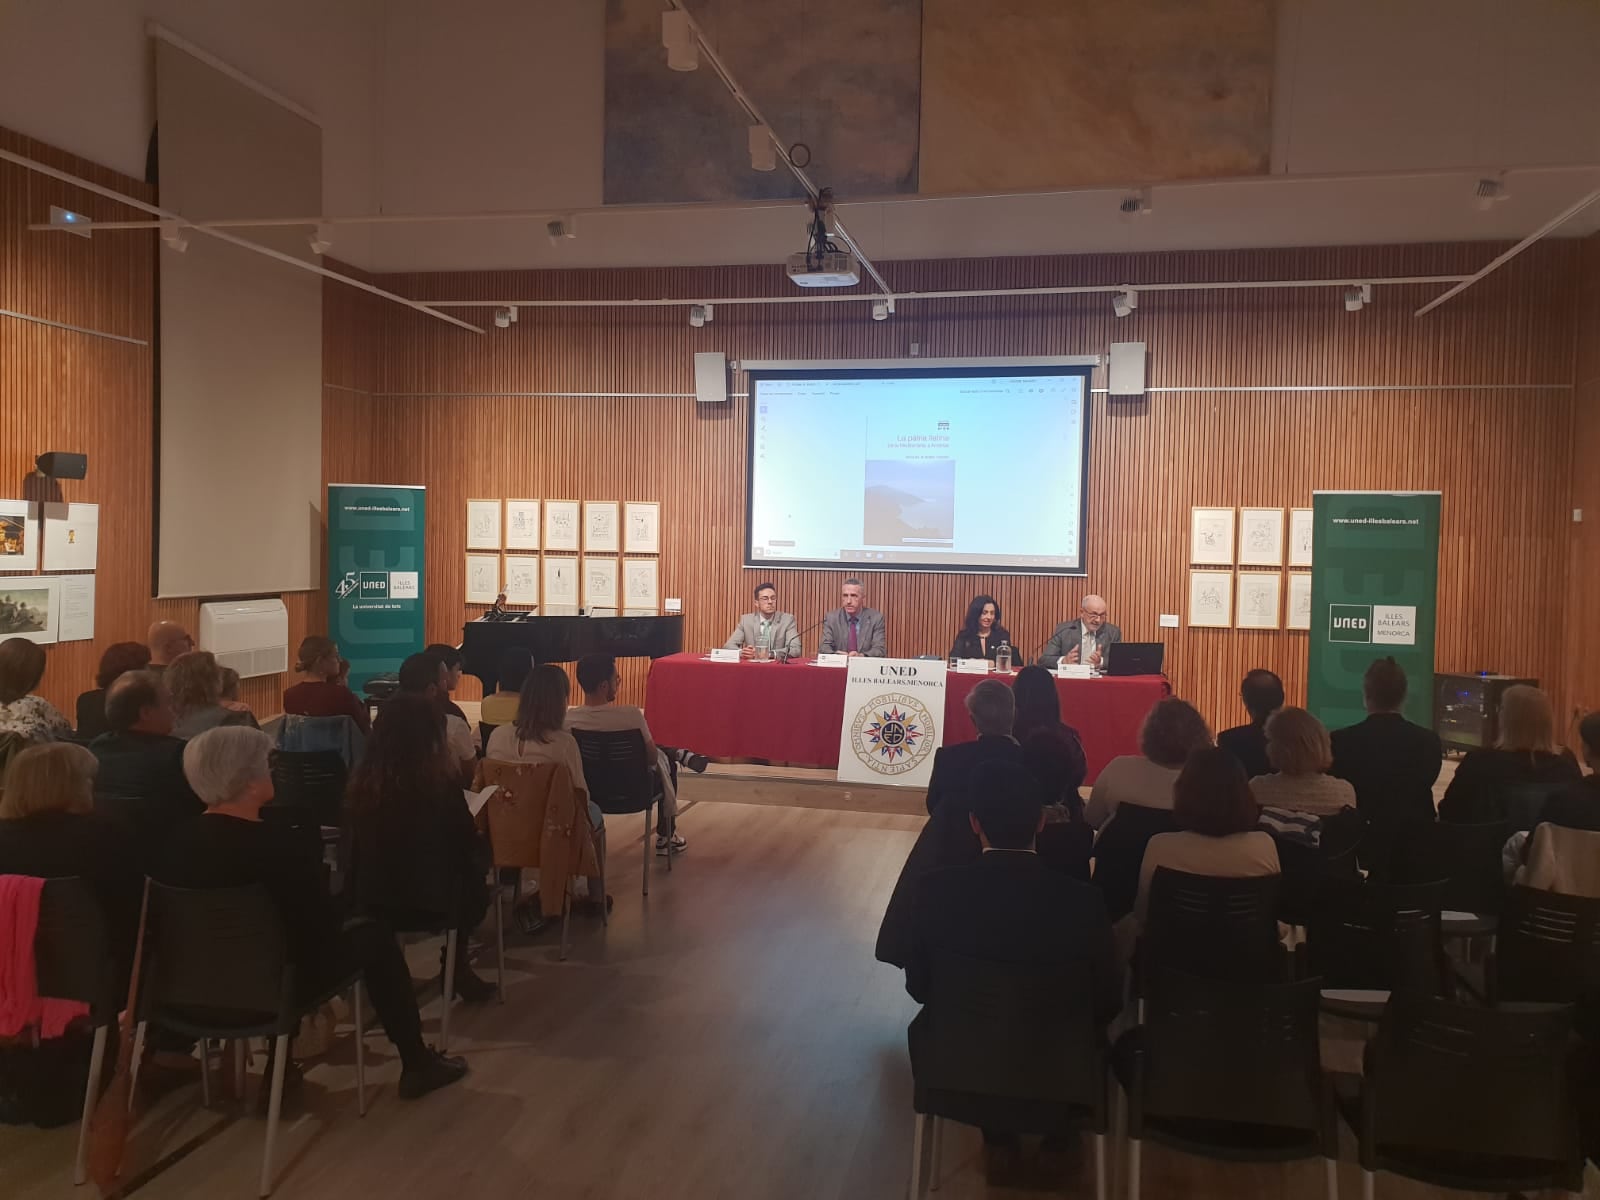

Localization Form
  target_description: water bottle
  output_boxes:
[995,642,1013,674]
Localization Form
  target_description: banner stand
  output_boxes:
[327,484,427,694]
[837,658,948,788]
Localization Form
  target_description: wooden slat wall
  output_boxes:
[321,242,1583,735]
[1565,232,1600,731]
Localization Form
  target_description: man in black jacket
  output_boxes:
[925,680,1024,815]
[1541,710,1600,831]
[90,671,203,862]
[1216,669,1283,779]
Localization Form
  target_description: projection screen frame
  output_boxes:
[743,358,1098,578]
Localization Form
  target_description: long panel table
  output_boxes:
[643,653,1170,783]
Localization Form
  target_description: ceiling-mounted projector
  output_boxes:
[786,250,860,288]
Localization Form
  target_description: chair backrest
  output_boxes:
[1141,969,1326,1135]
[1143,868,1285,983]
[33,876,118,1021]
[1368,994,1579,1168]
[570,728,653,815]
[1090,803,1177,921]
[1274,808,1365,926]
[479,722,498,757]
[1519,824,1600,899]
[1494,886,1600,1026]
[914,948,1103,1111]
[140,881,289,1025]
[477,759,570,870]
[1405,819,1511,914]
[1306,878,1445,994]
[269,749,349,827]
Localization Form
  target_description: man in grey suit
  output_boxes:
[818,577,887,657]
[724,581,802,659]
[1037,594,1122,670]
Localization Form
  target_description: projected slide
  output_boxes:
[746,366,1090,574]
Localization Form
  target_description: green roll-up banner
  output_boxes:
[1307,491,1441,731]
[327,484,427,694]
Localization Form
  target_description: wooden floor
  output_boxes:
[5,770,1594,1199]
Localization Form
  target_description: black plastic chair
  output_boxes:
[571,727,671,895]
[268,749,348,828]
[131,881,367,1198]
[1402,819,1511,927]
[1113,969,1338,1200]
[908,949,1109,1198]
[33,877,120,1186]
[1141,868,1286,985]
[1341,994,1584,1196]
[1303,879,1447,1020]
[1275,811,1364,929]
[1090,803,1177,922]
[1501,779,1574,833]
[1489,885,1600,1040]
[478,722,498,757]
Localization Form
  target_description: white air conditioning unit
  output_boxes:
[198,599,289,679]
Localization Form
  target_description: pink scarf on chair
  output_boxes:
[0,874,90,1039]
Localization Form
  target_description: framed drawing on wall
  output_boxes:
[544,500,580,552]
[505,499,541,551]
[1189,507,1235,565]
[582,556,619,610]
[1235,571,1282,629]
[623,558,659,614]
[624,501,660,554]
[0,499,40,572]
[1288,507,1314,567]
[543,556,579,612]
[504,555,539,606]
[466,499,501,551]
[465,554,500,604]
[584,501,620,553]
[1286,571,1312,630]
[1188,570,1233,628]
[0,575,58,643]
[1237,507,1285,567]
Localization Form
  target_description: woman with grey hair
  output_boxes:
[154,726,467,1101]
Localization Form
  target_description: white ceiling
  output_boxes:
[2,0,1598,274]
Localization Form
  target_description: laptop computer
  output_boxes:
[1104,642,1165,676]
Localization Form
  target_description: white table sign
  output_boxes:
[955,658,992,674]
[837,658,947,789]
[814,652,849,668]
[708,648,741,663]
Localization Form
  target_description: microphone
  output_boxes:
[786,613,828,661]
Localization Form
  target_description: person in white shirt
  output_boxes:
[1086,697,1212,828]
[397,652,476,784]
[567,653,687,855]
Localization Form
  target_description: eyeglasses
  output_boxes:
[1080,609,1106,619]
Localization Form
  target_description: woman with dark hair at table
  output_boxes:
[948,594,1016,663]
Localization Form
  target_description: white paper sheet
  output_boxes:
[57,575,95,642]
[42,502,99,571]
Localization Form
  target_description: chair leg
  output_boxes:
[199,1038,213,1108]
[1092,1132,1107,1200]
[598,826,609,927]
[642,809,651,897]
[128,1021,148,1112]
[1324,1156,1338,1200]
[928,1116,941,1191]
[1360,1168,1374,1200]
[440,929,457,1054]
[1128,1137,1142,1200]
[909,1112,927,1199]
[74,1023,108,1184]
[259,1032,290,1197]
[495,886,506,1003]
[234,1040,247,1101]
[353,980,367,1118]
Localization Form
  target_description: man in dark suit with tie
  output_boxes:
[1037,595,1121,670]
[818,577,887,657]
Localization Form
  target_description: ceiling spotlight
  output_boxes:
[688,303,713,328]
[662,9,698,71]
[748,124,777,172]
[1474,175,1508,211]
[308,224,333,255]
[493,306,519,329]
[871,298,894,321]
[48,205,92,239]
[546,217,577,244]
[1343,284,1371,312]
[1112,287,1138,318]
[160,222,189,253]
[1118,187,1153,220]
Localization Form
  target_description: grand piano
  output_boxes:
[461,613,684,693]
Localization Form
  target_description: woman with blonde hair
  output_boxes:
[1086,696,1212,828]
[1249,707,1355,816]
[1440,684,1579,825]
[282,634,371,733]
[167,650,259,739]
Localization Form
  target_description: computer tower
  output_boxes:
[1433,672,1538,754]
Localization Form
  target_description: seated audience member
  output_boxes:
[347,693,494,1002]
[1086,697,1211,829]
[925,679,1024,817]
[1250,706,1355,816]
[906,760,1119,1178]
[948,594,1015,663]
[1013,665,1089,780]
[217,667,251,715]
[145,621,194,675]
[1011,667,1091,879]
[567,654,688,854]
[1439,683,1579,826]
[0,742,141,982]
[90,671,204,860]
[1132,746,1280,928]
[1329,656,1441,829]
[479,648,533,730]
[75,641,152,742]
[158,727,467,1098]
[282,634,372,734]
[1541,710,1600,832]
[1217,669,1284,779]
[425,643,470,723]
[395,651,476,782]
[168,650,259,739]
[483,663,606,911]
[0,638,72,744]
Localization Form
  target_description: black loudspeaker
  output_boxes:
[35,452,87,480]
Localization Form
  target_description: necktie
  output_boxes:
[760,617,770,646]
[848,616,859,652]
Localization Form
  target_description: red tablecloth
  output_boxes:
[643,654,1169,783]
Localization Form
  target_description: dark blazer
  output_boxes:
[925,735,1025,817]
[818,607,887,657]
[1037,619,1122,670]
[948,626,1016,662]
[349,780,489,928]
[905,851,1120,1027]
[75,689,110,741]
[1329,712,1443,829]
[1439,747,1582,826]
[1217,722,1273,779]
[1019,724,1088,806]
[1540,775,1600,832]
[89,731,205,865]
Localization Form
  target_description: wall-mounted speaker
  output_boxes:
[1108,341,1147,397]
[694,352,728,404]
[35,452,88,480]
